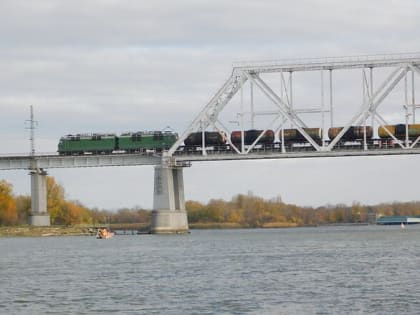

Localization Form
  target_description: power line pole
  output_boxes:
[25,105,38,157]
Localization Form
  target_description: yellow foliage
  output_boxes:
[47,176,66,224]
[0,180,18,225]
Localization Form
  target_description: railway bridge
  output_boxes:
[1,53,420,233]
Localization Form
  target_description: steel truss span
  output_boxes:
[2,53,420,170]
[168,53,420,161]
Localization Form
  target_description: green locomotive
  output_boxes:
[118,131,178,152]
[58,131,178,155]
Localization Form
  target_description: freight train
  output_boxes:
[58,131,178,155]
[58,123,420,155]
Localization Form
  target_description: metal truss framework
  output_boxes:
[168,53,420,156]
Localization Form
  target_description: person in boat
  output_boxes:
[97,228,105,238]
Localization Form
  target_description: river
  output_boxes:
[1,225,420,314]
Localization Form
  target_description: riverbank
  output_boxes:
[189,222,298,229]
[0,226,95,237]
[0,222,156,237]
[0,222,351,237]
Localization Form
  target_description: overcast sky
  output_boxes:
[1,0,420,210]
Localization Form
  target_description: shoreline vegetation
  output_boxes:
[0,226,94,237]
[2,177,420,237]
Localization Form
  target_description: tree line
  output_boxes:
[1,178,420,227]
[187,194,420,227]
[0,178,150,226]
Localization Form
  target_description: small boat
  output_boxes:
[96,228,115,239]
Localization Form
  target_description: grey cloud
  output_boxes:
[1,0,418,48]
[1,0,419,208]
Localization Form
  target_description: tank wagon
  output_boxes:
[328,126,373,141]
[378,124,420,140]
[281,128,322,142]
[184,131,227,146]
[231,129,275,145]
[58,131,178,155]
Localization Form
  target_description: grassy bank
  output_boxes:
[189,222,298,229]
[189,222,244,229]
[0,226,95,237]
[0,223,153,237]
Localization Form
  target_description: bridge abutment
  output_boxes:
[29,169,50,226]
[150,165,189,234]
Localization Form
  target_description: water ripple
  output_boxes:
[1,226,420,314]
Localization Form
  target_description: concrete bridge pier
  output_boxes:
[29,168,50,226]
[150,165,189,234]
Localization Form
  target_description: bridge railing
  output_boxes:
[0,152,58,158]
[233,52,420,70]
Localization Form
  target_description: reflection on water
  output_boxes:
[1,225,420,314]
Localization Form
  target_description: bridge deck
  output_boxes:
[1,145,420,170]
[174,147,420,162]
[0,153,161,170]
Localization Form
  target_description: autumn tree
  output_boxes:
[186,200,205,223]
[46,176,94,225]
[0,180,18,225]
[61,200,92,225]
[110,208,151,224]
[15,195,31,224]
[46,176,67,224]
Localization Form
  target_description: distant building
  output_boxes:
[376,216,420,225]
[366,209,377,224]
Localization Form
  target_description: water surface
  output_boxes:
[1,225,420,314]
